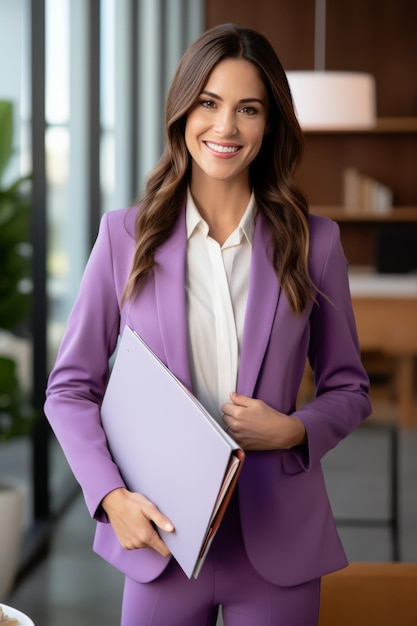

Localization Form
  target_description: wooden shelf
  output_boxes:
[305,117,417,135]
[311,206,417,222]
[373,118,417,133]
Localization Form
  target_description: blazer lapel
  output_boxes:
[153,209,282,399]
[153,207,192,390]
[238,214,281,397]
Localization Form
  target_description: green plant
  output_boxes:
[0,100,35,442]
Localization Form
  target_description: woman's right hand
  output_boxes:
[101,487,174,557]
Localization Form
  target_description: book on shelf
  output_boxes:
[343,167,393,214]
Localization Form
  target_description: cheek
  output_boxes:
[184,115,200,152]
[184,126,194,157]
[248,125,268,154]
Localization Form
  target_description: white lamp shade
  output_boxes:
[286,71,377,130]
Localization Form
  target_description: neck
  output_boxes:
[189,183,252,246]
[189,176,251,223]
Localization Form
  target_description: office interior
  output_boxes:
[0,1,416,624]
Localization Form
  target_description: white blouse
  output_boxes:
[185,188,255,422]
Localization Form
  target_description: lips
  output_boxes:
[204,141,241,154]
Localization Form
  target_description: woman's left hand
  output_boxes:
[221,392,307,451]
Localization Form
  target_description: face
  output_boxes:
[185,58,269,187]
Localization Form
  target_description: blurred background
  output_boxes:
[0,0,416,623]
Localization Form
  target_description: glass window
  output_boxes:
[0,0,33,530]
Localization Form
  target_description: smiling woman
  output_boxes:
[185,58,269,216]
[44,23,371,626]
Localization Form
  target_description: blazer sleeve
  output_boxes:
[44,210,130,520]
[292,218,371,470]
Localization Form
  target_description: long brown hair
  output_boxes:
[123,23,315,314]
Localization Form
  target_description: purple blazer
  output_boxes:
[44,205,371,586]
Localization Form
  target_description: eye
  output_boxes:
[239,106,258,115]
[199,99,216,109]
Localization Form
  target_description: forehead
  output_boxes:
[203,58,267,97]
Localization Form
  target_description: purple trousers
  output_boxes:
[121,496,321,626]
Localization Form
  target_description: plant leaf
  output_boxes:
[0,100,13,184]
[0,356,36,442]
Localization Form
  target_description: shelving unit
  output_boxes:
[304,119,417,427]
[298,118,417,269]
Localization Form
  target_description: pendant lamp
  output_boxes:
[286,0,377,130]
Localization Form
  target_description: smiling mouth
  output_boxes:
[205,141,241,154]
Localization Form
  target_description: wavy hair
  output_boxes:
[123,23,315,313]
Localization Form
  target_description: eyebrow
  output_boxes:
[200,90,266,106]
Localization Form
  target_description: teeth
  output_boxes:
[206,142,240,153]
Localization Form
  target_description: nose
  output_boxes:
[214,109,237,137]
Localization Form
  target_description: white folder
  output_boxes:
[100,325,244,579]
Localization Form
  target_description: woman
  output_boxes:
[45,23,371,626]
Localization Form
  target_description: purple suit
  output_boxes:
[45,205,371,587]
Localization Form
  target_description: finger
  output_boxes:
[147,503,174,534]
[222,392,250,414]
[221,402,234,416]
[128,520,172,557]
[147,511,174,558]
[229,391,251,406]
[148,528,173,558]
[139,494,173,531]
[153,515,174,533]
